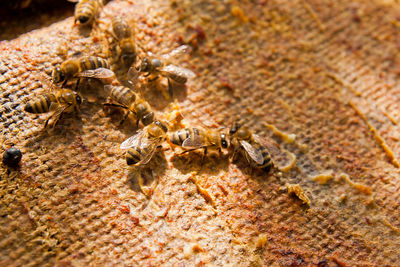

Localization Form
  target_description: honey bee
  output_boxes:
[169,127,228,157]
[103,85,154,127]
[135,45,195,97]
[52,56,114,88]
[24,89,83,128]
[109,16,136,67]
[120,120,168,166]
[229,122,274,172]
[69,0,103,26]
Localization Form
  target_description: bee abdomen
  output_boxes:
[80,56,110,71]
[75,0,96,24]
[260,149,273,172]
[126,147,142,165]
[171,128,191,146]
[24,94,55,114]
[112,17,130,39]
[169,74,187,84]
[111,86,136,106]
[126,146,151,165]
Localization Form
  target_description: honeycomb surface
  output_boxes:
[1,0,400,266]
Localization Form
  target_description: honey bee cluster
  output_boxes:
[21,0,275,174]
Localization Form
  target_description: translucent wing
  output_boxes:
[161,45,191,62]
[127,66,139,85]
[120,130,145,149]
[104,84,113,91]
[251,134,291,168]
[78,68,115,79]
[160,65,195,79]
[181,129,205,148]
[239,140,264,165]
[68,0,79,3]
[138,140,159,165]
[252,134,280,157]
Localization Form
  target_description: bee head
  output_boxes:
[75,94,83,105]
[52,67,65,83]
[220,133,228,148]
[141,111,154,126]
[229,121,241,136]
[137,57,151,72]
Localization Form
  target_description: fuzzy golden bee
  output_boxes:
[69,0,103,26]
[52,56,114,87]
[109,16,137,67]
[103,85,154,127]
[24,89,82,128]
[169,127,228,157]
[120,121,168,166]
[229,122,274,172]
[135,45,195,97]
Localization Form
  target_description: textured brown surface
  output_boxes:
[1,0,400,266]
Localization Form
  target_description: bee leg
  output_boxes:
[179,148,199,155]
[75,78,81,91]
[62,80,68,87]
[119,110,131,126]
[201,147,208,165]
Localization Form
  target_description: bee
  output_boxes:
[169,127,228,157]
[229,122,274,172]
[135,45,195,97]
[120,120,168,166]
[103,85,154,127]
[52,56,114,88]
[69,0,103,26]
[109,16,137,67]
[24,89,83,128]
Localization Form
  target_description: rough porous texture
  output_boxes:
[1,0,400,266]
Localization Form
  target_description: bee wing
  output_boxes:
[78,68,115,79]
[138,139,159,165]
[127,66,139,85]
[252,134,280,156]
[181,131,204,148]
[68,0,79,2]
[239,140,265,165]
[160,65,195,79]
[161,45,191,62]
[252,134,291,167]
[120,130,145,149]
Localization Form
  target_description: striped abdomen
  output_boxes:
[111,86,136,107]
[80,56,109,71]
[253,142,273,172]
[167,73,187,84]
[126,146,151,165]
[75,0,98,25]
[112,17,131,39]
[24,94,56,114]
[170,128,191,146]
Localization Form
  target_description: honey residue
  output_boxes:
[255,234,268,249]
[381,217,400,234]
[286,183,311,206]
[301,0,326,32]
[340,173,372,195]
[349,101,400,168]
[264,123,296,144]
[231,6,249,22]
[190,173,216,208]
[278,150,297,172]
[309,170,333,185]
